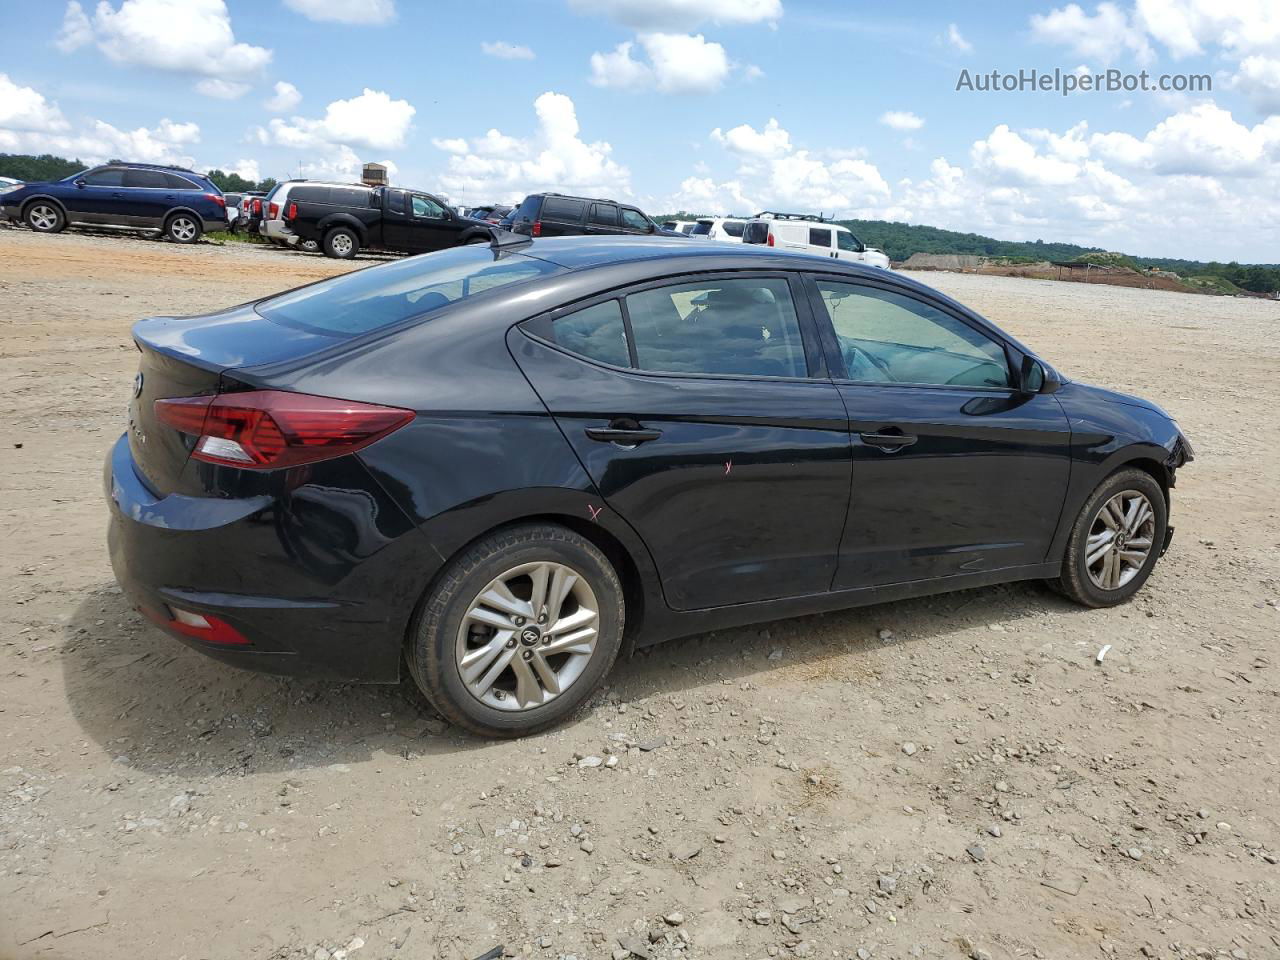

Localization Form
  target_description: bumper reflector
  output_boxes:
[141,604,250,645]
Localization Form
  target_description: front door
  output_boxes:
[71,166,129,223]
[406,193,455,252]
[511,272,851,610]
[803,274,1073,588]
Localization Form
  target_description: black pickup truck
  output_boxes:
[284,183,494,258]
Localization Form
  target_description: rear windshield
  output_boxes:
[690,221,713,236]
[743,222,769,245]
[256,246,564,336]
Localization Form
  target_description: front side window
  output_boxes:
[808,227,832,248]
[412,195,447,218]
[836,231,860,253]
[83,168,126,186]
[551,300,629,367]
[814,280,1010,388]
[626,277,807,378]
[620,208,649,231]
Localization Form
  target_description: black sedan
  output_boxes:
[105,237,1192,737]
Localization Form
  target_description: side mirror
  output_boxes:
[647,223,656,234]
[1018,355,1060,394]
[74,179,86,188]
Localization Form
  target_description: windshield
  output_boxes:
[256,246,564,336]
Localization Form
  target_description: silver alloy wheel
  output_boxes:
[28,205,57,230]
[330,233,353,256]
[455,561,599,712]
[169,217,197,241]
[1085,489,1156,590]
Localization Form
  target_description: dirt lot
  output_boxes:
[2,228,1278,960]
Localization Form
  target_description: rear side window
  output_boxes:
[256,247,563,336]
[512,195,540,220]
[542,197,585,221]
[589,204,618,226]
[808,227,832,248]
[83,168,126,186]
[742,222,769,244]
[620,208,648,230]
[387,189,406,214]
[124,169,170,188]
[552,300,629,367]
[626,278,808,378]
[164,173,201,190]
[331,187,372,206]
[690,221,712,236]
[721,220,746,238]
[292,186,328,203]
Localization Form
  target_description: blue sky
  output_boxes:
[2,0,1278,261]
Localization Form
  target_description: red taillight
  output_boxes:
[531,220,542,237]
[767,232,775,246]
[268,202,279,219]
[207,193,226,208]
[142,605,249,645]
[252,198,262,215]
[286,202,297,220]
[154,390,414,469]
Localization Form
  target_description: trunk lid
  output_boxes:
[128,304,339,495]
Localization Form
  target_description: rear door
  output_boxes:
[511,272,851,610]
[539,197,586,236]
[122,168,173,226]
[803,274,1072,588]
[586,202,620,235]
[807,225,836,259]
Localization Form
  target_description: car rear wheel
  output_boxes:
[298,238,320,253]
[409,523,624,738]
[26,202,64,233]
[324,227,358,259]
[165,213,202,244]
[1053,467,1166,607]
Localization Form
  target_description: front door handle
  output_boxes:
[585,421,662,446]
[859,430,917,451]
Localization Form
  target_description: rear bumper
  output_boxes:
[103,433,426,682]
[261,218,297,242]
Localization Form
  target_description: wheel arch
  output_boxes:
[20,194,68,218]
[163,205,205,226]
[320,215,367,242]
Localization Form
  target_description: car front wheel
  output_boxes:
[26,202,64,233]
[1054,467,1167,607]
[409,523,625,737]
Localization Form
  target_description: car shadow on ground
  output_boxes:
[61,578,1091,777]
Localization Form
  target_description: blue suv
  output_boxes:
[1,162,228,243]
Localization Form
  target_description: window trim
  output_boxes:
[519,270,829,383]
[799,272,1018,393]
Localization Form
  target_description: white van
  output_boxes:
[660,219,699,235]
[689,216,748,242]
[743,213,890,268]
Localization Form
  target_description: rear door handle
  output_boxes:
[585,423,662,445]
[859,431,917,451]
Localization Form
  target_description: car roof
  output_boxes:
[97,161,203,174]
[518,236,862,273]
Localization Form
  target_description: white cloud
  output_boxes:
[568,0,781,31]
[61,0,272,96]
[589,32,730,93]
[0,74,69,133]
[481,40,535,60]
[1133,0,1280,59]
[219,158,260,182]
[1143,101,1280,174]
[880,111,925,131]
[195,78,250,100]
[946,23,973,53]
[971,124,1081,185]
[432,137,469,154]
[0,114,201,168]
[434,91,631,204]
[55,2,92,53]
[264,81,301,113]
[711,118,792,157]
[1030,3,1154,64]
[1231,55,1280,114]
[258,88,416,152]
[282,0,396,25]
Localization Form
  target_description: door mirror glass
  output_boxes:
[74,179,86,188]
[1020,356,1047,393]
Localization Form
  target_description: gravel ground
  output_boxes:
[1,228,1278,960]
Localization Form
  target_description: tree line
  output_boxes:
[0,153,277,194]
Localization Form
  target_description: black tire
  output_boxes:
[323,227,359,259]
[409,523,624,738]
[298,237,320,253]
[25,201,64,233]
[1053,467,1167,607]
[165,212,202,244]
